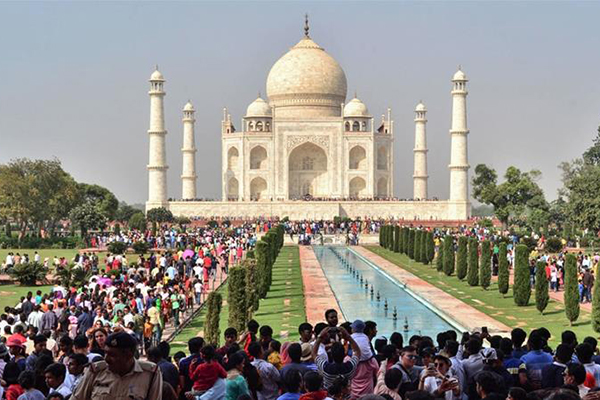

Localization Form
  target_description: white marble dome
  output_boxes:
[246,96,272,117]
[415,102,426,112]
[266,36,347,115]
[453,69,467,81]
[150,69,164,81]
[184,101,194,111]
[344,97,369,117]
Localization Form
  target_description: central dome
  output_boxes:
[266,36,347,118]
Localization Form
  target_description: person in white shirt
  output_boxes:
[194,279,203,305]
[419,354,461,400]
[45,362,72,398]
[33,252,41,264]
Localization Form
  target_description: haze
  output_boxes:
[1,1,599,204]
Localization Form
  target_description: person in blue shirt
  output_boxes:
[277,369,302,400]
[519,332,553,390]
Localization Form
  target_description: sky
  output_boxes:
[1,1,599,205]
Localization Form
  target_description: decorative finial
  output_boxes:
[258,91,261,98]
[354,90,357,99]
[458,64,462,71]
[155,64,159,71]
[304,14,310,38]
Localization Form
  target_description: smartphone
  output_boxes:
[482,327,488,335]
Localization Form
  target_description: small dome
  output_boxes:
[150,69,164,81]
[344,97,369,117]
[452,68,467,81]
[246,96,272,117]
[183,101,194,112]
[415,102,427,112]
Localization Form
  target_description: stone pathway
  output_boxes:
[355,247,511,335]
[298,246,345,324]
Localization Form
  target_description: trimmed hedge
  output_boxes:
[467,237,479,286]
[498,243,509,296]
[564,253,580,325]
[204,291,223,346]
[443,235,454,276]
[456,236,468,280]
[479,240,491,289]
[535,260,549,314]
[513,244,531,306]
[408,229,415,260]
[426,231,435,265]
[227,266,247,332]
[436,236,444,272]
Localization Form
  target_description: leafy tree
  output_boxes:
[472,164,549,228]
[559,156,600,231]
[498,243,509,296]
[132,241,149,255]
[564,253,580,325]
[456,236,468,280]
[479,240,491,289]
[128,212,147,231]
[414,230,422,262]
[513,244,531,306]
[146,207,174,223]
[394,226,400,253]
[443,236,454,276]
[227,266,247,333]
[408,229,415,259]
[115,202,139,222]
[592,268,600,334]
[69,203,107,244]
[436,237,444,272]
[583,126,600,165]
[204,291,222,346]
[467,238,479,286]
[535,261,549,314]
[78,183,119,221]
[8,262,48,286]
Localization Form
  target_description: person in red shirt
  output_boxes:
[189,345,227,395]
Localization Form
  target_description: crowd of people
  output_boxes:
[0,225,257,399]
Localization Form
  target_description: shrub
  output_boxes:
[227,266,247,333]
[545,237,563,253]
[394,226,400,253]
[520,236,537,252]
[107,241,127,255]
[593,269,600,334]
[564,253,580,325]
[467,238,479,286]
[408,229,415,259]
[204,291,222,346]
[535,261,549,314]
[426,232,435,264]
[146,207,174,223]
[245,259,259,318]
[479,240,491,289]
[402,228,410,255]
[132,241,149,255]
[420,231,428,264]
[443,236,454,276]
[513,244,531,306]
[456,236,468,280]
[129,212,147,231]
[54,264,91,288]
[8,262,48,286]
[436,237,444,272]
[498,243,509,296]
[414,231,422,263]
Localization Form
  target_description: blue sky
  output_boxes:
[1,1,599,204]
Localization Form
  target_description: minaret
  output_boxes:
[146,67,169,209]
[181,101,197,200]
[449,67,470,202]
[413,101,428,200]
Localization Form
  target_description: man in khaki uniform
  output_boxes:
[71,331,162,400]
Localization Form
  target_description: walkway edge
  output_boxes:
[299,246,345,325]
[356,246,511,335]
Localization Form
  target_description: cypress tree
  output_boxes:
[245,259,259,318]
[535,260,549,315]
[480,240,491,289]
[436,236,444,272]
[513,244,531,306]
[426,232,435,264]
[467,237,479,286]
[379,226,383,247]
[564,253,580,325]
[204,291,222,346]
[399,226,405,253]
[387,226,393,250]
[227,266,247,333]
[456,236,468,280]
[414,231,422,262]
[394,226,401,253]
[443,235,454,276]
[420,230,428,264]
[408,229,415,259]
[592,268,600,333]
[498,243,509,297]
[402,228,410,255]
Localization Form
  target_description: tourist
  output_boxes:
[313,326,361,391]
[224,351,250,400]
[418,354,460,400]
[542,344,573,389]
[43,363,71,398]
[519,332,552,390]
[25,335,46,372]
[563,363,588,397]
[249,341,281,400]
[575,343,600,387]
[63,353,87,394]
[277,369,302,400]
[147,345,179,393]
[17,370,45,400]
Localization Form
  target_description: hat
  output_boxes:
[6,337,25,349]
[106,332,138,351]
[351,319,365,333]
[482,347,498,362]
[0,344,8,357]
[300,342,312,362]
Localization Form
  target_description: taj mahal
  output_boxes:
[145,19,471,220]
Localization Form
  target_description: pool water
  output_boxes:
[313,246,458,341]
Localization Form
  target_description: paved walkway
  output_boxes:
[355,246,511,335]
[299,246,345,324]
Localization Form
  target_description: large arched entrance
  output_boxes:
[349,176,367,198]
[250,177,268,200]
[288,143,328,199]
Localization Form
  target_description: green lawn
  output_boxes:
[170,246,306,354]
[365,246,596,346]
[0,249,146,267]
[0,284,54,311]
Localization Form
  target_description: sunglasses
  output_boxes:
[405,355,418,360]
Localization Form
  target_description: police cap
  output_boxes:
[106,332,138,352]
